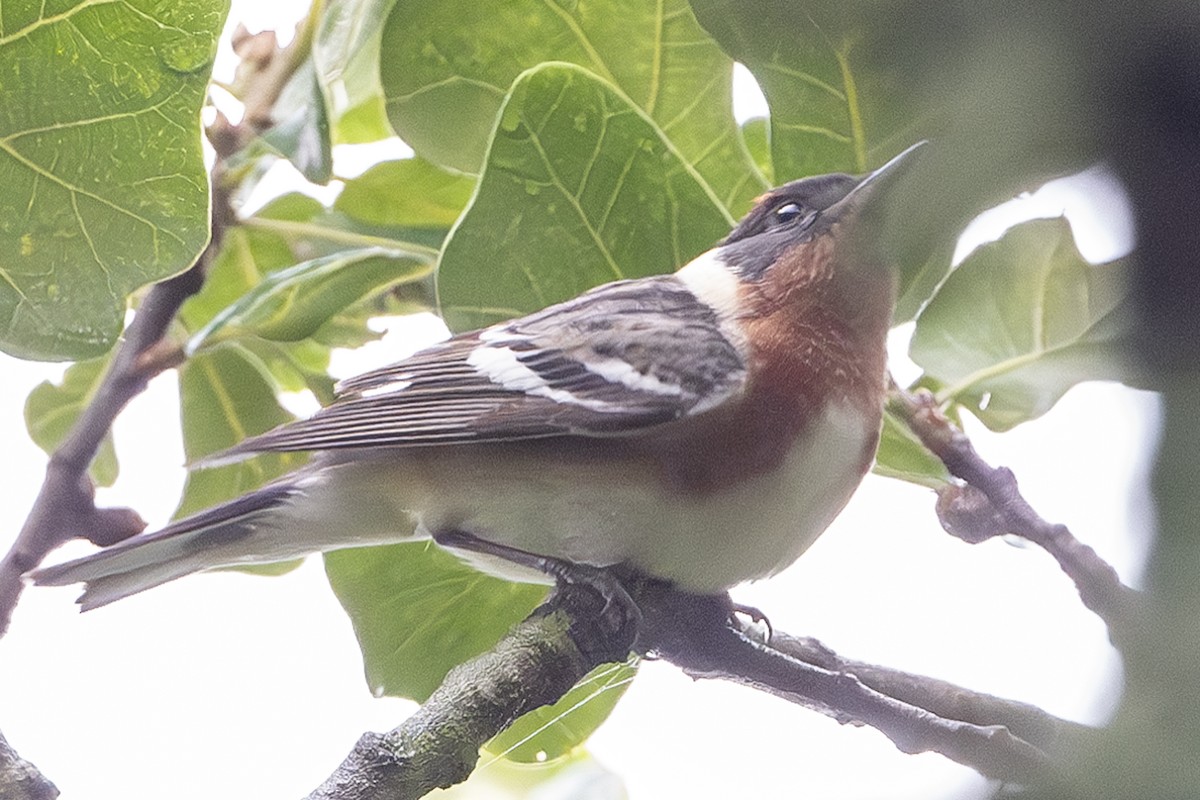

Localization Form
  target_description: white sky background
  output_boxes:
[0,4,1158,799]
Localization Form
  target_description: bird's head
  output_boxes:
[719,143,925,335]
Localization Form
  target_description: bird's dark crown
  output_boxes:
[719,173,859,281]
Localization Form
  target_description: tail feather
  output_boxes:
[31,481,302,610]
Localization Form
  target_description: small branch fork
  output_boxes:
[0,25,310,641]
[0,234,212,639]
[888,388,1142,648]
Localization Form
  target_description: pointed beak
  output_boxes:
[826,141,927,220]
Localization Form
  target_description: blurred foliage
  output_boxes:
[9,0,1193,794]
[912,218,1130,431]
[487,660,637,763]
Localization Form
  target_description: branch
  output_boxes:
[766,633,1092,757]
[0,729,58,800]
[0,19,314,639]
[314,574,1080,797]
[627,575,1062,786]
[0,243,215,637]
[889,387,1142,648]
[307,584,631,800]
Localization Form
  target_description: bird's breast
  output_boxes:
[623,399,881,589]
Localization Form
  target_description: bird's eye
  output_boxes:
[774,202,803,224]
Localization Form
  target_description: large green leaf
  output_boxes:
[910,218,1130,431]
[237,190,449,263]
[0,0,227,360]
[24,356,119,486]
[325,543,546,702]
[487,660,637,763]
[379,0,765,213]
[437,63,733,331]
[179,209,308,337]
[237,336,337,405]
[740,117,773,184]
[688,0,944,318]
[689,0,914,182]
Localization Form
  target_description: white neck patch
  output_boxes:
[675,248,740,321]
[674,248,746,355]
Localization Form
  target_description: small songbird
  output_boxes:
[33,144,922,611]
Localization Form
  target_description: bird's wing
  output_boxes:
[217,275,747,457]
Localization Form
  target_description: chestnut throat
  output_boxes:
[649,252,892,495]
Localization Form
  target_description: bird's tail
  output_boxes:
[31,481,303,611]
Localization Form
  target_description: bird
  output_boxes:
[32,143,922,612]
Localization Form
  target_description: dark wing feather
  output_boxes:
[215,275,746,459]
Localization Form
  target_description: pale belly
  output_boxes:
[286,403,877,592]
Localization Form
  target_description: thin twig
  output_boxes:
[769,633,1093,757]
[888,387,1142,648]
[0,254,213,637]
[626,575,1060,786]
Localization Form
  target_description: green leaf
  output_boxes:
[335,159,475,229]
[872,407,950,488]
[325,543,546,702]
[437,63,733,332]
[379,0,765,213]
[237,337,337,404]
[0,0,227,360]
[24,356,119,486]
[312,0,397,143]
[179,227,293,336]
[438,749,625,798]
[259,58,333,185]
[910,218,1131,431]
[175,345,306,518]
[689,0,915,181]
[487,661,637,763]
[187,246,434,350]
[691,1,955,313]
[893,239,957,325]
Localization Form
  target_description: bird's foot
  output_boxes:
[432,529,641,661]
[730,601,773,642]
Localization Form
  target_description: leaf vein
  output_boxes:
[0,141,185,248]
[0,0,117,47]
[524,123,624,281]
